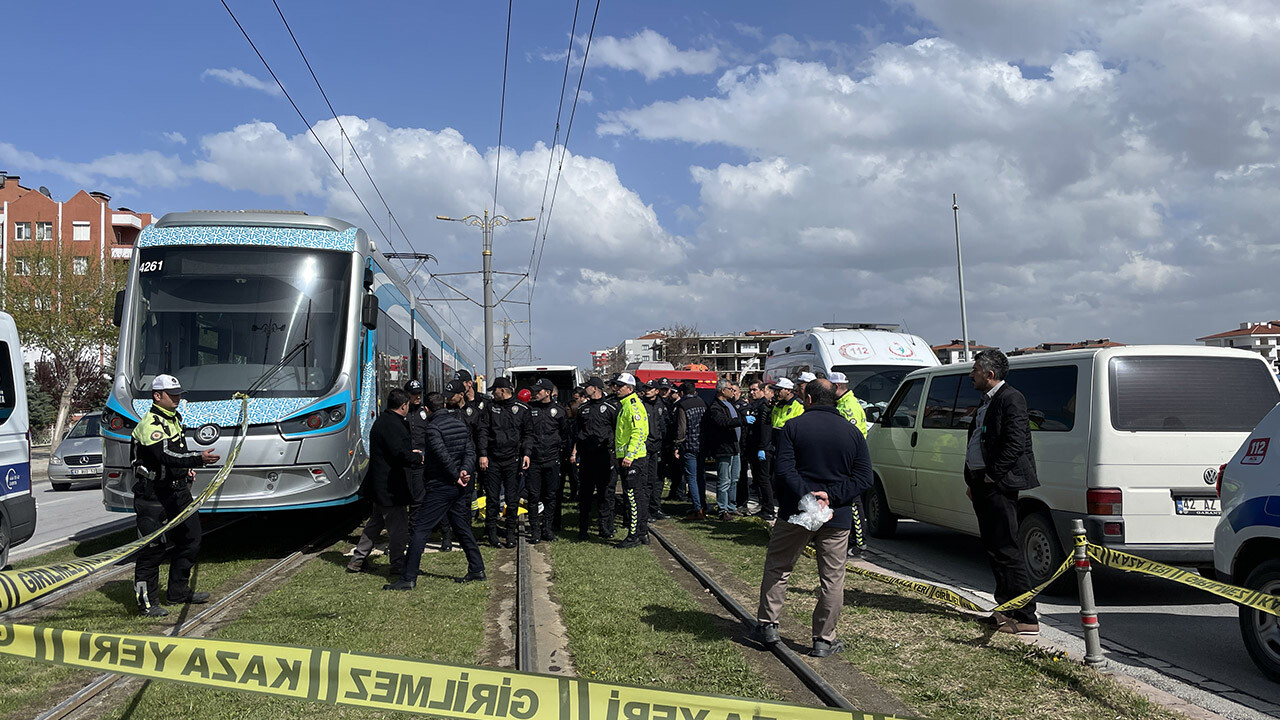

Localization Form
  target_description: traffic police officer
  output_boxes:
[570,376,619,540]
[131,374,220,617]
[526,378,570,543]
[477,377,531,548]
[830,371,870,558]
[611,373,649,549]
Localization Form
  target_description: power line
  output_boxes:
[527,0,581,274]
[528,0,603,322]
[492,0,514,214]
[221,0,482,358]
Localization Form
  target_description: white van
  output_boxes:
[763,324,939,417]
[0,311,32,568]
[865,345,1280,589]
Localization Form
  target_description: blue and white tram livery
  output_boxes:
[101,210,476,513]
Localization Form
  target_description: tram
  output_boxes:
[102,210,476,513]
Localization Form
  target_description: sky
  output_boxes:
[4,1,1279,367]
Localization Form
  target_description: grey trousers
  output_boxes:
[756,520,850,643]
[349,503,409,573]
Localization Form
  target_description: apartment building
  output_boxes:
[1197,322,1280,369]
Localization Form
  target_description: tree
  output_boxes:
[657,323,701,370]
[604,349,627,377]
[6,241,124,443]
[25,375,56,443]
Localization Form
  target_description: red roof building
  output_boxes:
[1197,322,1280,369]
[931,339,995,365]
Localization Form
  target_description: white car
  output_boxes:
[1214,403,1280,682]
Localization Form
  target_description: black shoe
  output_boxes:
[751,622,779,645]
[167,591,210,605]
[809,639,845,658]
[529,536,541,545]
[383,580,415,591]
[141,605,169,618]
[543,528,557,542]
[345,565,362,573]
[651,511,669,521]
[614,534,642,549]
[488,531,503,548]
[639,534,650,545]
[440,541,453,553]
[847,546,865,560]
[577,530,589,541]
[455,571,487,584]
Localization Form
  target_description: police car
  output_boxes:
[1214,403,1280,682]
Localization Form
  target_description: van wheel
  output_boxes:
[1018,512,1071,595]
[865,479,897,539]
[1239,559,1280,682]
[51,482,71,492]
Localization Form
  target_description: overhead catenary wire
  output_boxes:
[221,0,482,357]
[491,0,514,215]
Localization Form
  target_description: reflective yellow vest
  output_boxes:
[837,390,868,437]
[770,397,804,429]
[615,392,649,460]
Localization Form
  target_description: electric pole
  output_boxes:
[952,193,972,363]
[436,210,535,385]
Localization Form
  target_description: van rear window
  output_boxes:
[1109,356,1280,432]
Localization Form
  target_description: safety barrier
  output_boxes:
[0,396,251,614]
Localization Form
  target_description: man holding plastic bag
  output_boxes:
[753,379,872,658]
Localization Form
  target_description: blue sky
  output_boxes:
[5,1,1280,367]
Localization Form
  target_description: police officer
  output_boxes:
[131,374,220,617]
[570,377,619,540]
[477,377,531,548]
[770,377,805,437]
[610,373,649,548]
[405,379,452,552]
[527,378,570,543]
[830,371,870,558]
[639,379,668,521]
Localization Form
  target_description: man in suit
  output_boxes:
[965,349,1041,636]
[348,388,421,576]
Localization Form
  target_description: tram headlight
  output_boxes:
[281,403,347,435]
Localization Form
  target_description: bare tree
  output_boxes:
[657,323,701,369]
[604,349,626,377]
[7,241,123,442]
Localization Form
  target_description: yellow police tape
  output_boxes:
[471,496,529,516]
[0,396,251,614]
[0,621,914,720]
[803,544,1070,615]
[1088,544,1280,617]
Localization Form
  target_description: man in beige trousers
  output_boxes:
[753,379,873,657]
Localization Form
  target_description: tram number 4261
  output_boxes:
[139,260,164,273]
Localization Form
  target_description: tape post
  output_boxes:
[0,397,251,614]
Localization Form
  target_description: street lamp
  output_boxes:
[436,210,536,385]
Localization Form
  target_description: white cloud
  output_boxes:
[732,23,764,40]
[163,131,187,145]
[201,67,283,97]
[590,29,721,81]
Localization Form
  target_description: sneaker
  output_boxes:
[809,639,845,658]
[751,622,779,645]
[614,534,643,549]
[141,605,169,618]
[166,591,210,605]
[383,580,415,591]
[998,620,1040,636]
[455,571,487,584]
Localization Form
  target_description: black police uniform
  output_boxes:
[574,394,619,538]
[642,394,667,519]
[477,395,531,547]
[527,397,570,542]
[130,403,208,614]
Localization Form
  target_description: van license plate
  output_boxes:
[1175,497,1219,516]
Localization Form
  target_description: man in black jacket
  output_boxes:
[349,388,421,575]
[754,380,871,658]
[640,380,668,521]
[405,380,450,551]
[672,381,708,519]
[743,379,777,521]
[527,378,570,543]
[386,392,484,589]
[478,377,531,548]
[965,349,1041,636]
[570,376,619,539]
[704,379,755,519]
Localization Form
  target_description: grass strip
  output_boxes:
[666,512,1183,720]
[9,527,136,571]
[94,524,496,720]
[547,505,784,702]
[0,509,352,720]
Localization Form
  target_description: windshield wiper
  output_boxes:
[246,339,311,397]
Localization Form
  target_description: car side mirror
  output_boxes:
[361,293,379,330]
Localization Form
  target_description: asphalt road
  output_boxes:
[868,519,1280,717]
[9,447,131,564]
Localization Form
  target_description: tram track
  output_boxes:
[32,520,348,720]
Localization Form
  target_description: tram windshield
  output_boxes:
[127,246,351,401]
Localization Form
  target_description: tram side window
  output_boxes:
[375,310,411,400]
[427,349,442,393]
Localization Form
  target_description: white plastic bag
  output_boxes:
[787,493,832,531]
